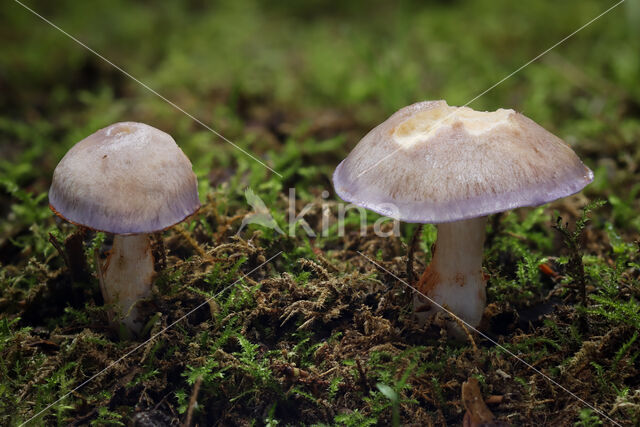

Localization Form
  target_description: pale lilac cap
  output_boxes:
[333,101,593,223]
[49,122,200,234]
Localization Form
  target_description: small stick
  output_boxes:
[485,395,503,405]
[49,233,69,267]
[50,229,91,283]
[64,228,90,282]
[318,366,338,378]
[93,247,111,321]
[355,358,370,392]
[407,224,424,285]
[183,376,203,427]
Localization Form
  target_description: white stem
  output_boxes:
[414,216,487,330]
[101,234,154,333]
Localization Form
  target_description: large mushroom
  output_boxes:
[333,101,593,332]
[49,122,200,334]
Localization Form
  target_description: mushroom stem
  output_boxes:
[101,234,155,333]
[414,216,487,330]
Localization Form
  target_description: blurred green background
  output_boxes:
[2,0,639,227]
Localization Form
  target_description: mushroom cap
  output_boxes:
[333,100,593,223]
[49,122,200,234]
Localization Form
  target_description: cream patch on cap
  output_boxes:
[393,105,514,149]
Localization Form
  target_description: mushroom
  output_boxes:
[49,122,200,333]
[333,101,593,332]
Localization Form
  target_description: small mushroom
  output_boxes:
[49,122,200,333]
[333,101,592,333]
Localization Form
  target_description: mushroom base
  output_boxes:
[100,234,155,334]
[413,216,487,336]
